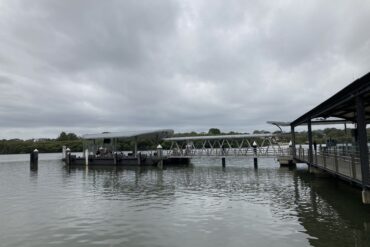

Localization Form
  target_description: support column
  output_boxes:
[344,123,349,155]
[291,125,296,158]
[254,157,258,168]
[307,119,313,165]
[157,145,163,169]
[356,96,370,203]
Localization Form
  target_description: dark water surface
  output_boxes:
[1,154,370,247]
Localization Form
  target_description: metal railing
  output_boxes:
[164,146,292,158]
[296,146,363,182]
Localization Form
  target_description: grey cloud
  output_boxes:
[0,0,369,139]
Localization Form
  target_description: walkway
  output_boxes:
[163,133,290,158]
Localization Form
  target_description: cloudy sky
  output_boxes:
[0,0,369,139]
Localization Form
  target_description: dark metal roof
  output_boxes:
[268,119,352,128]
[291,72,370,127]
[164,133,274,141]
[82,129,174,140]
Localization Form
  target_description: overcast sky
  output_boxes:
[0,0,369,139]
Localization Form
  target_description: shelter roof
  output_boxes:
[291,72,370,127]
[163,133,274,141]
[82,129,174,140]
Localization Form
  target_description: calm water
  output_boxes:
[1,154,370,247]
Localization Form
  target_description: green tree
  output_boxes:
[57,132,68,141]
[67,133,78,140]
[208,128,221,135]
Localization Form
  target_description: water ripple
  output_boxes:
[1,156,370,246]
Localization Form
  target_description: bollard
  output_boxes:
[30,149,39,171]
[252,141,258,156]
[252,141,258,168]
[65,148,71,166]
[254,157,258,168]
[222,157,226,167]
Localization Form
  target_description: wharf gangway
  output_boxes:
[162,133,291,158]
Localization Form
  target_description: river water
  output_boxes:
[0,154,370,247]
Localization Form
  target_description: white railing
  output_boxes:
[164,147,292,157]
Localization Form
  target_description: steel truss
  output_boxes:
[164,136,288,157]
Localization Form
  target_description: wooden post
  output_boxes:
[222,157,226,167]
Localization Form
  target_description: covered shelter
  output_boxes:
[82,129,174,156]
[289,72,370,202]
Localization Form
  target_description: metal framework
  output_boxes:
[163,134,289,158]
[289,72,370,202]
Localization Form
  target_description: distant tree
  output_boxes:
[253,130,271,134]
[57,132,79,141]
[67,133,78,140]
[208,128,221,135]
[57,132,68,141]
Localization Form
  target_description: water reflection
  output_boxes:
[1,156,370,246]
[65,162,370,247]
[293,167,370,247]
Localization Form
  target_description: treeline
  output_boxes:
[0,128,368,154]
[0,132,82,154]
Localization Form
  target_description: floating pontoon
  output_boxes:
[63,129,174,166]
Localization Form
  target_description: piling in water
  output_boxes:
[30,149,39,171]
[65,148,71,166]
[157,144,164,169]
[84,149,89,166]
[254,157,258,168]
[114,152,118,166]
